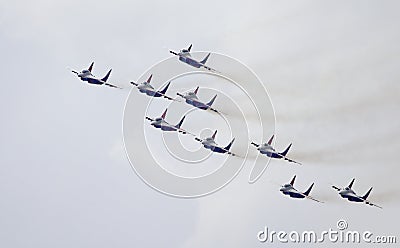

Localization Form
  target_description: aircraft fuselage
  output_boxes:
[179,56,202,68]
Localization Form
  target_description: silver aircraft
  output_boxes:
[250,135,301,165]
[280,175,323,203]
[130,75,176,101]
[169,44,215,71]
[145,109,192,135]
[332,178,382,209]
[194,130,237,156]
[71,62,121,88]
[176,86,221,114]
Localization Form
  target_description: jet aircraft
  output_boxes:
[250,135,301,165]
[194,130,237,156]
[169,44,216,72]
[145,109,192,135]
[71,62,121,88]
[131,75,176,101]
[176,86,222,114]
[279,175,323,203]
[332,178,382,209]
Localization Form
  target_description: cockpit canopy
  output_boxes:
[155,117,162,122]
[82,69,89,73]
[345,187,350,191]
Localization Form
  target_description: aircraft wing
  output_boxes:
[194,136,204,143]
[305,195,324,203]
[365,200,383,209]
[296,191,324,203]
[175,126,195,136]
[201,64,220,74]
[145,117,154,121]
[169,50,179,56]
[250,142,260,147]
[351,194,383,209]
[156,92,181,102]
[283,156,302,165]
[217,146,241,157]
[208,107,226,115]
[105,83,122,89]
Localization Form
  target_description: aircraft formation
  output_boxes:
[70,44,382,209]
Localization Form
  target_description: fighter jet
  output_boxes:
[332,178,382,209]
[169,44,216,72]
[250,135,301,165]
[145,109,193,135]
[194,130,237,156]
[280,175,323,203]
[176,86,222,114]
[130,75,177,101]
[71,62,121,88]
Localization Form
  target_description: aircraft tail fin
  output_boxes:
[207,94,217,107]
[146,74,153,83]
[304,183,314,196]
[187,44,192,52]
[161,109,168,119]
[88,62,94,72]
[200,53,211,64]
[290,175,296,186]
[160,82,171,94]
[362,187,373,200]
[175,115,185,128]
[194,86,199,94]
[101,69,112,82]
[267,135,274,145]
[211,130,217,139]
[348,178,355,189]
[224,138,235,151]
[280,143,292,157]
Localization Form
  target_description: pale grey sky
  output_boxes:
[0,0,399,247]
